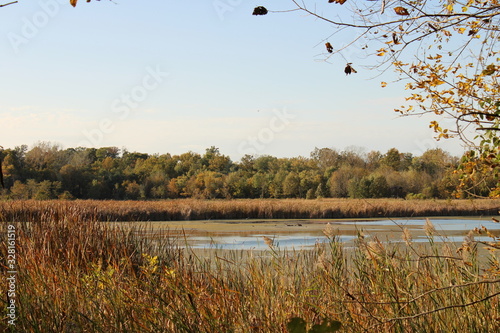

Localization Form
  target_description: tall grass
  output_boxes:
[1,203,499,332]
[0,198,499,222]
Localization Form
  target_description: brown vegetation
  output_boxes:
[0,198,499,222]
[1,202,499,332]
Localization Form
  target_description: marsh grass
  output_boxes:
[0,198,499,222]
[1,202,499,332]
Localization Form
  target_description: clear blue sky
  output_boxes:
[0,0,467,160]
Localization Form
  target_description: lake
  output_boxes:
[124,217,500,251]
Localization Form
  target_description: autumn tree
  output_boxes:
[266,0,500,196]
[201,146,233,173]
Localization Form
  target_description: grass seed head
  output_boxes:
[402,227,412,245]
[424,218,436,236]
[323,222,337,238]
[262,236,274,248]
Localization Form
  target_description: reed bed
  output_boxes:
[0,198,499,222]
[1,203,499,332]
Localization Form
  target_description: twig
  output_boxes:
[370,290,500,328]
[0,1,17,7]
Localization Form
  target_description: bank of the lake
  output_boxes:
[1,198,499,222]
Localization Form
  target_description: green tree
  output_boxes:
[269,170,288,198]
[202,146,233,173]
[174,152,202,177]
[369,175,389,198]
[348,175,389,198]
[1,145,27,187]
[381,148,402,171]
[10,180,29,199]
[254,155,279,173]
[33,180,61,200]
[283,172,301,198]
[251,172,271,198]
[60,164,89,198]
[224,171,252,198]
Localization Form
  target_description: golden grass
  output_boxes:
[1,202,499,332]
[0,198,499,222]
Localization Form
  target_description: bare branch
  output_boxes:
[0,1,17,7]
[372,290,500,327]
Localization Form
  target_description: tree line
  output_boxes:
[0,142,496,200]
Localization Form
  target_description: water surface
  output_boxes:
[129,217,500,251]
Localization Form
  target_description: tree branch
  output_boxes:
[0,1,18,7]
[290,0,500,30]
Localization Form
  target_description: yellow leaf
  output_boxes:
[70,0,77,7]
[381,82,387,87]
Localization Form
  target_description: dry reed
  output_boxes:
[0,201,499,332]
[0,198,498,222]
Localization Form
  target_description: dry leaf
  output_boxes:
[325,42,333,53]
[329,0,347,4]
[345,63,357,75]
[70,0,78,7]
[392,33,400,45]
[252,6,268,15]
[394,7,409,15]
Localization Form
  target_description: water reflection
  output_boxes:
[188,234,357,250]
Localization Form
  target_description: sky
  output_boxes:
[0,0,469,161]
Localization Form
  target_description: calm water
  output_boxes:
[179,218,500,250]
